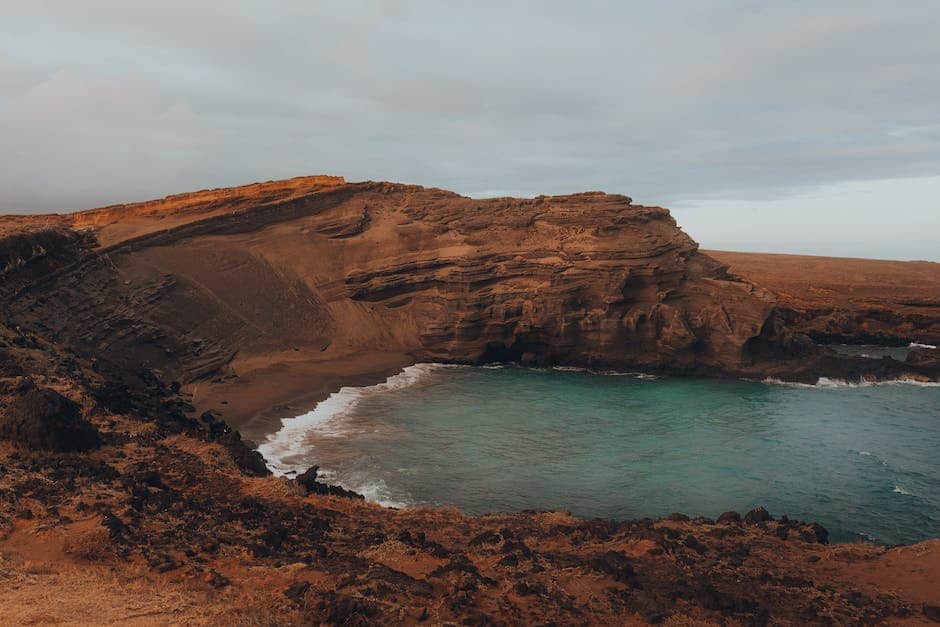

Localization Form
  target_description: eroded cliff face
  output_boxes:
[710,250,940,347]
[1,181,774,380]
[1,177,939,624]
[336,186,780,374]
[0,177,933,404]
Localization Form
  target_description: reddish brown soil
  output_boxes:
[1,177,938,624]
[1,388,938,625]
[710,250,940,346]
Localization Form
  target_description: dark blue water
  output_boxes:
[262,364,940,545]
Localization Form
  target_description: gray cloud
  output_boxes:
[2,1,939,258]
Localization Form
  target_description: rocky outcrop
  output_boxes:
[710,250,940,347]
[0,177,937,623]
[295,465,363,499]
[2,177,929,396]
[0,227,90,299]
[0,380,100,452]
[907,346,940,378]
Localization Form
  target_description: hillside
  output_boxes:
[1,177,938,624]
[710,250,940,346]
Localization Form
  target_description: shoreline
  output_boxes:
[240,358,940,547]
[2,176,939,622]
[185,349,416,446]
[216,347,940,451]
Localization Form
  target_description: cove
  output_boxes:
[260,364,940,545]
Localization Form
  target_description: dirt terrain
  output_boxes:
[1,176,938,624]
[710,251,940,346]
[2,176,935,434]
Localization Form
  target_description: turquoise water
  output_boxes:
[263,365,940,545]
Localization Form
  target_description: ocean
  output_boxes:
[259,352,940,545]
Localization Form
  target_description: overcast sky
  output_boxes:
[2,1,938,260]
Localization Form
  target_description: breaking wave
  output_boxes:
[763,377,939,388]
[258,363,445,476]
[552,365,658,378]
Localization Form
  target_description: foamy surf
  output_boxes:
[762,377,940,388]
[258,363,443,477]
[348,478,409,509]
[551,365,659,378]
[909,342,937,349]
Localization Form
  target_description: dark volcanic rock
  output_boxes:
[800,522,829,544]
[923,603,940,622]
[0,383,100,451]
[295,466,363,499]
[743,507,773,525]
[907,347,940,377]
[743,309,816,362]
[284,581,311,603]
[0,348,22,377]
[214,428,270,477]
[590,550,637,584]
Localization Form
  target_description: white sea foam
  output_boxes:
[259,360,659,500]
[893,485,917,496]
[763,377,940,388]
[910,342,937,349]
[856,530,878,543]
[551,365,659,379]
[856,450,890,468]
[258,363,442,476]
[351,478,409,509]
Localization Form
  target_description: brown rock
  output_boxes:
[923,604,940,622]
[743,507,773,525]
[907,347,940,378]
[1,176,930,425]
[711,250,940,348]
[295,466,363,499]
[0,383,100,452]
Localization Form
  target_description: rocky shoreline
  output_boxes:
[2,353,938,623]
[2,177,939,623]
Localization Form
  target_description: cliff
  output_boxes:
[2,178,933,438]
[710,250,940,347]
[1,177,938,624]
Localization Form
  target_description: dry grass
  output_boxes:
[213,588,298,627]
[0,559,214,625]
[63,527,115,562]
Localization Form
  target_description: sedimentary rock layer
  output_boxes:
[2,176,933,405]
[1,177,939,624]
[711,250,940,346]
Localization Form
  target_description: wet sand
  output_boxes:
[186,348,414,445]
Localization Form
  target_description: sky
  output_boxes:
[2,1,938,260]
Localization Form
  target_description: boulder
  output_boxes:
[295,466,363,499]
[215,429,270,477]
[0,384,100,451]
[923,604,940,622]
[743,507,773,525]
[0,348,22,377]
[907,347,940,377]
[799,522,829,544]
